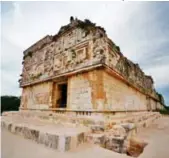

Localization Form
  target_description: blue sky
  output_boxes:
[1,1,169,105]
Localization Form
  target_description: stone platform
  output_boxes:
[1,113,90,152]
[1,111,161,156]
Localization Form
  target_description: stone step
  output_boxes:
[135,113,161,133]
[1,115,89,152]
[105,112,161,128]
[2,111,97,127]
[85,112,161,155]
[1,111,161,156]
[109,112,160,123]
[2,111,161,131]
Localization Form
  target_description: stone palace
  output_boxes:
[19,17,165,115]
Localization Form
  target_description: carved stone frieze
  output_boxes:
[76,48,87,63]
[53,54,62,71]
[108,49,120,67]
[93,37,107,61]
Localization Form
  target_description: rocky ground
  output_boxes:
[1,115,169,158]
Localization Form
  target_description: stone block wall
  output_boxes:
[102,71,148,111]
[20,81,52,109]
[20,69,163,111]
[68,69,104,110]
[150,99,157,111]
[67,69,162,111]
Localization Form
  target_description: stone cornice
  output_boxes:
[20,63,103,87]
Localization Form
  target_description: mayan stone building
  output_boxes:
[19,17,164,114]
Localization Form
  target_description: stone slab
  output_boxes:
[1,116,88,152]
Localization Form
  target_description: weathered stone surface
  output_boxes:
[85,133,105,146]
[91,125,105,133]
[121,123,135,132]
[65,136,71,151]
[1,115,87,152]
[38,133,59,149]
[19,17,164,112]
[107,125,127,137]
[104,135,125,153]
[77,133,84,145]
[2,111,163,156]
[126,138,147,157]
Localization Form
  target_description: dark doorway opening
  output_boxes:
[58,84,67,108]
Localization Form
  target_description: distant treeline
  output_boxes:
[160,105,169,115]
[1,95,21,113]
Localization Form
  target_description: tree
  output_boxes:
[1,95,20,113]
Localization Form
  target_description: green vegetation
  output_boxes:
[23,51,33,60]
[1,96,20,113]
[71,49,76,58]
[30,72,42,80]
[158,106,169,115]
[112,45,121,52]
[157,92,165,105]
[78,19,96,29]
[77,19,96,35]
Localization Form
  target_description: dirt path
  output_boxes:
[138,116,169,158]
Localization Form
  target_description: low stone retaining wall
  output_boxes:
[85,112,161,157]
[1,117,86,152]
[1,111,161,156]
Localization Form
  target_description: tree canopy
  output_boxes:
[1,95,20,113]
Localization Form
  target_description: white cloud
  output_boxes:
[144,64,169,89]
[1,2,169,104]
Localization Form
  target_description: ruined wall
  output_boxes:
[103,71,148,111]
[20,82,52,109]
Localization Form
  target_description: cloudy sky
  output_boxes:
[1,1,169,105]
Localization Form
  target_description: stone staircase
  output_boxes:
[85,112,161,156]
[1,111,161,156]
[1,112,89,152]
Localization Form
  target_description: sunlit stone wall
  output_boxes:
[20,82,52,109]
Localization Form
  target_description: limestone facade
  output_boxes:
[19,17,164,112]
